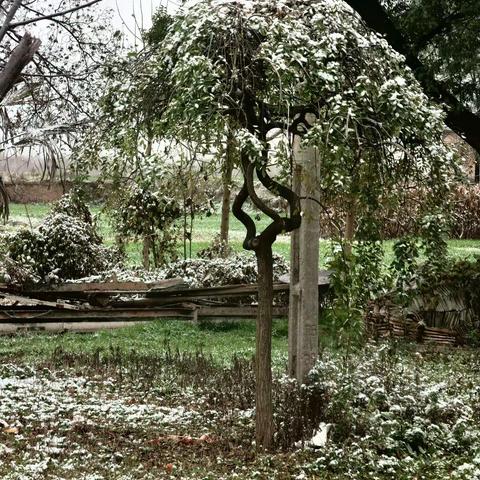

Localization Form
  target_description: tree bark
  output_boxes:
[115,234,126,257]
[344,0,480,156]
[0,0,22,45]
[344,203,356,257]
[220,131,234,245]
[475,153,479,183]
[0,32,41,104]
[255,243,274,450]
[0,176,9,224]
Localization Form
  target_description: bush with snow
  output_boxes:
[2,195,118,286]
[162,252,289,288]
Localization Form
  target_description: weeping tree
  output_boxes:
[88,0,458,448]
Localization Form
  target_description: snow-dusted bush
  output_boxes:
[162,252,288,288]
[293,343,480,479]
[111,185,182,267]
[50,191,95,227]
[3,196,118,286]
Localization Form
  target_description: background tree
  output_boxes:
[343,0,480,156]
[0,0,119,188]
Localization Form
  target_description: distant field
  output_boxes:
[5,202,480,267]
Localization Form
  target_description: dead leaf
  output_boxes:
[199,434,215,443]
[3,427,18,434]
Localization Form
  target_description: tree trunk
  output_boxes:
[0,176,9,224]
[142,236,151,270]
[295,144,320,384]
[145,133,153,157]
[255,243,274,450]
[288,163,302,377]
[475,153,479,183]
[115,234,126,258]
[0,32,41,103]
[220,132,235,246]
[344,204,356,257]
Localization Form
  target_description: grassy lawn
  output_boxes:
[0,323,479,479]
[1,203,480,479]
[5,202,480,267]
[0,319,290,365]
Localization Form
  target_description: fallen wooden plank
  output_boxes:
[17,281,293,302]
[0,293,83,311]
[0,306,195,322]
[197,306,288,317]
[278,271,331,285]
[0,321,149,335]
[145,282,290,298]
[0,303,288,323]
[26,277,185,293]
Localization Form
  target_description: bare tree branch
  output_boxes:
[8,0,102,29]
[0,0,22,44]
[0,31,40,103]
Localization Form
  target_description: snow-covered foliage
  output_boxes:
[146,0,460,317]
[115,187,180,238]
[295,343,480,479]
[162,253,288,288]
[1,343,479,479]
[157,0,456,183]
[67,251,288,291]
[1,195,117,286]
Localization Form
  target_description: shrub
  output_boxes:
[51,191,95,227]
[197,236,233,259]
[116,187,181,237]
[2,195,118,286]
[112,185,182,267]
[450,184,480,239]
[162,252,289,288]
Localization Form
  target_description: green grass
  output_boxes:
[6,202,480,266]
[0,319,293,365]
